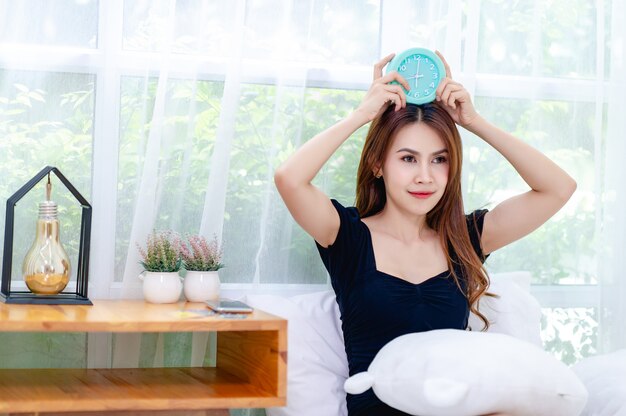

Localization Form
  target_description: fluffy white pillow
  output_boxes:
[244,291,348,416]
[344,329,588,416]
[468,271,543,347]
[244,271,543,416]
[572,349,626,416]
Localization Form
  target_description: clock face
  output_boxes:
[386,48,445,105]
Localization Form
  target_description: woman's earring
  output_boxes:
[375,173,382,179]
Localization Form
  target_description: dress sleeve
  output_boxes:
[465,209,489,263]
[315,199,364,295]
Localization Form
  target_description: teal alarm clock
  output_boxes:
[386,47,446,105]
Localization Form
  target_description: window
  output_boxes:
[0,0,620,370]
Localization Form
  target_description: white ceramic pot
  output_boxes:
[139,271,183,303]
[183,270,220,302]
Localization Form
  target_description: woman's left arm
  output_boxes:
[435,51,577,255]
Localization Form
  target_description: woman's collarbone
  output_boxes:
[371,233,448,283]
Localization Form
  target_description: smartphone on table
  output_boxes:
[205,298,254,314]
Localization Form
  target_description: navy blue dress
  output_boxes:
[316,199,489,416]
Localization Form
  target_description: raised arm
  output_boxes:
[434,51,577,255]
[274,54,410,247]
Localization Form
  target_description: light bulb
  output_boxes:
[22,189,71,295]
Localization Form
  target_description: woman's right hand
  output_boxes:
[355,53,410,122]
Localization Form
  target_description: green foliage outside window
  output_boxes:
[0,75,599,367]
[0,71,94,369]
[470,97,596,284]
[115,77,224,280]
[542,308,598,365]
[477,0,599,78]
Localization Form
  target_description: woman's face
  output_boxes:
[379,122,450,217]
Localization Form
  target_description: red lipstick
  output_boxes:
[409,192,434,199]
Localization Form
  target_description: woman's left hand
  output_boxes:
[435,51,479,127]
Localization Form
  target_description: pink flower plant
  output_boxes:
[181,235,224,272]
[136,230,183,272]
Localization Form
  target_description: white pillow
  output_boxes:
[344,329,588,416]
[244,291,348,416]
[572,349,626,416]
[244,271,542,416]
[468,271,543,347]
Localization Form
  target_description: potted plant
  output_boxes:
[181,234,224,302]
[136,230,183,303]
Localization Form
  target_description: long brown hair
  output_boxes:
[355,103,492,330]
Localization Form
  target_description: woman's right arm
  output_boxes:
[274,54,409,247]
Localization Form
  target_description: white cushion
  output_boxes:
[468,271,543,347]
[244,291,348,416]
[244,271,542,416]
[344,329,588,416]
[573,349,626,416]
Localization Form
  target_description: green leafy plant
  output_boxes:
[181,235,224,272]
[136,230,182,272]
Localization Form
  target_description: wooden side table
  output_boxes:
[0,300,287,415]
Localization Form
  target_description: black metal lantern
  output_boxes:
[1,166,92,304]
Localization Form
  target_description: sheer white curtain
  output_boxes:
[1,0,625,414]
[109,0,626,368]
[599,0,626,352]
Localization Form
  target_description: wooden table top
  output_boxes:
[0,299,286,332]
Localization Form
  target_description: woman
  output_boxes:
[274,51,576,416]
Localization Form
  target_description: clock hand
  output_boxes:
[415,58,421,89]
[406,74,425,84]
[404,75,418,91]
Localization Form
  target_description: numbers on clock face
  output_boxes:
[398,53,440,99]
